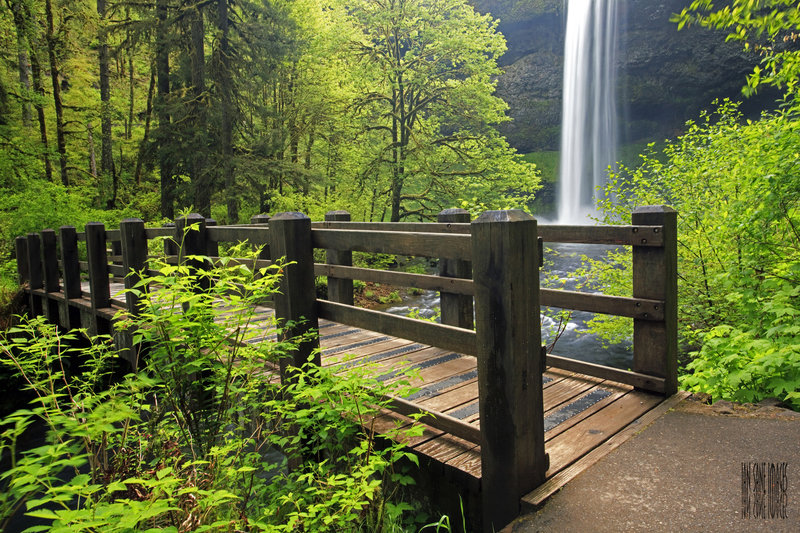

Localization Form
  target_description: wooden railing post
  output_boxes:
[438,208,472,329]
[119,218,148,370]
[175,214,209,291]
[111,240,122,265]
[471,210,545,532]
[15,236,30,315]
[250,214,271,261]
[15,236,29,287]
[205,218,219,258]
[59,226,82,329]
[40,229,60,323]
[25,233,43,317]
[163,222,178,258]
[324,210,353,305]
[270,212,320,380]
[86,222,111,335]
[120,219,147,313]
[632,205,678,396]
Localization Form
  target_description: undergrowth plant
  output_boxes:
[0,234,430,531]
[592,100,800,408]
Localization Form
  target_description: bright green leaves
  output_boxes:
[344,0,539,220]
[1,232,430,530]
[596,98,800,409]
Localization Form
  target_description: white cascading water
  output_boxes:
[558,0,619,223]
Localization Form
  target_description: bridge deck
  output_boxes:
[40,282,665,497]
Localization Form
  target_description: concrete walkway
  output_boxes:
[504,396,800,533]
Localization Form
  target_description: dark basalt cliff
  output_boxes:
[474,0,774,152]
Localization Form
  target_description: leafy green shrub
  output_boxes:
[0,239,426,530]
[379,291,402,305]
[680,282,800,409]
[593,100,800,408]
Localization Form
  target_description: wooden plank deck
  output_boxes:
[36,283,666,505]
[216,300,664,492]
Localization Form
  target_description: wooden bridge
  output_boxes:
[15,206,679,532]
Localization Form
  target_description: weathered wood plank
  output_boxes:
[521,391,688,510]
[545,389,662,475]
[209,256,272,271]
[120,218,147,314]
[546,353,665,393]
[249,214,271,260]
[108,264,126,277]
[632,206,678,395]
[144,227,174,238]
[40,230,60,294]
[317,300,476,356]
[471,209,545,532]
[313,264,474,295]
[540,374,607,414]
[85,223,111,311]
[162,222,178,257]
[85,222,111,334]
[270,212,321,377]
[59,227,81,299]
[385,395,481,444]
[40,229,61,323]
[204,218,220,257]
[438,209,473,329]
[207,225,271,245]
[311,221,472,234]
[413,431,478,467]
[26,233,43,316]
[541,288,664,321]
[15,237,29,286]
[542,384,629,441]
[59,226,82,329]
[311,229,471,261]
[324,211,354,305]
[176,214,210,292]
[538,225,664,246]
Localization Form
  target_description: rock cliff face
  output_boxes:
[475,0,774,152]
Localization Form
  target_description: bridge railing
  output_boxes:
[14,205,676,532]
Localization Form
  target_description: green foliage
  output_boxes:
[345,0,539,221]
[0,181,132,258]
[594,99,799,407]
[681,282,800,409]
[0,239,428,530]
[379,291,402,305]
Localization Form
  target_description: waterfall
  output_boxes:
[558,0,619,223]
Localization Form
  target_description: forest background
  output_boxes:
[0,0,798,409]
[0,0,537,246]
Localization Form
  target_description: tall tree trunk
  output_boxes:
[44,0,68,186]
[217,0,237,222]
[134,67,156,185]
[98,0,116,206]
[29,49,52,181]
[87,122,97,179]
[127,54,134,140]
[7,0,32,126]
[190,4,210,216]
[303,123,314,195]
[156,0,174,219]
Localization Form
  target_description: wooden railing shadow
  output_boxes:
[15,205,677,532]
